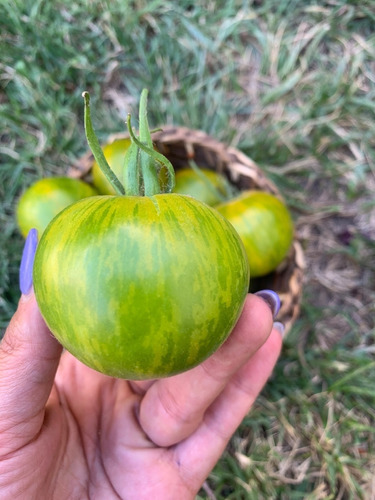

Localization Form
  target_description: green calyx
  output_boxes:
[82,88,175,197]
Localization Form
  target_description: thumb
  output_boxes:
[0,231,62,452]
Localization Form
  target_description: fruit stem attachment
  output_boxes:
[83,89,175,197]
[82,92,125,195]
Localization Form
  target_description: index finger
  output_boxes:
[139,294,275,447]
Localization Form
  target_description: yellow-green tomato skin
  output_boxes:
[216,191,294,277]
[16,177,97,238]
[92,138,132,194]
[173,168,229,206]
[33,194,250,380]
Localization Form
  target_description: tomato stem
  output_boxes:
[82,92,125,196]
[83,89,175,197]
[138,89,160,196]
[122,141,141,196]
[126,92,175,195]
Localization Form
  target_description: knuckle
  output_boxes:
[158,384,196,426]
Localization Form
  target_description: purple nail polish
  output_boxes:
[255,289,281,319]
[273,321,285,338]
[19,228,38,295]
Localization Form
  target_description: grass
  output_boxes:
[1,0,375,497]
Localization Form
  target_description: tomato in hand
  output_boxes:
[32,90,250,380]
[16,177,97,238]
[216,190,294,277]
[33,194,249,379]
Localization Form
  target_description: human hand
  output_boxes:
[0,233,283,500]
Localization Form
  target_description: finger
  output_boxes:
[0,293,62,435]
[0,276,62,452]
[131,291,280,398]
[128,379,155,395]
[139,294,275,447]
[174,326,282,494]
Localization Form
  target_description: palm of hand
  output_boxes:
[0,294,281,500]
[47,353,197,499]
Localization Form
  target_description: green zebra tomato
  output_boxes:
[16,177,97,238]
[33,194,249,380]
[216,191,294,277]
[173,168,230,206]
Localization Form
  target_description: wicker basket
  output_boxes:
[69,126,304,335]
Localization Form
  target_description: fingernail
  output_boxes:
[255,289,281,319]
[273,321,285,339]
[19,228,38,295]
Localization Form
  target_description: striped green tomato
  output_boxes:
[216,190,294,277]
[173,168,230,206]
[16,177,97,238]
[33,194,249,380]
